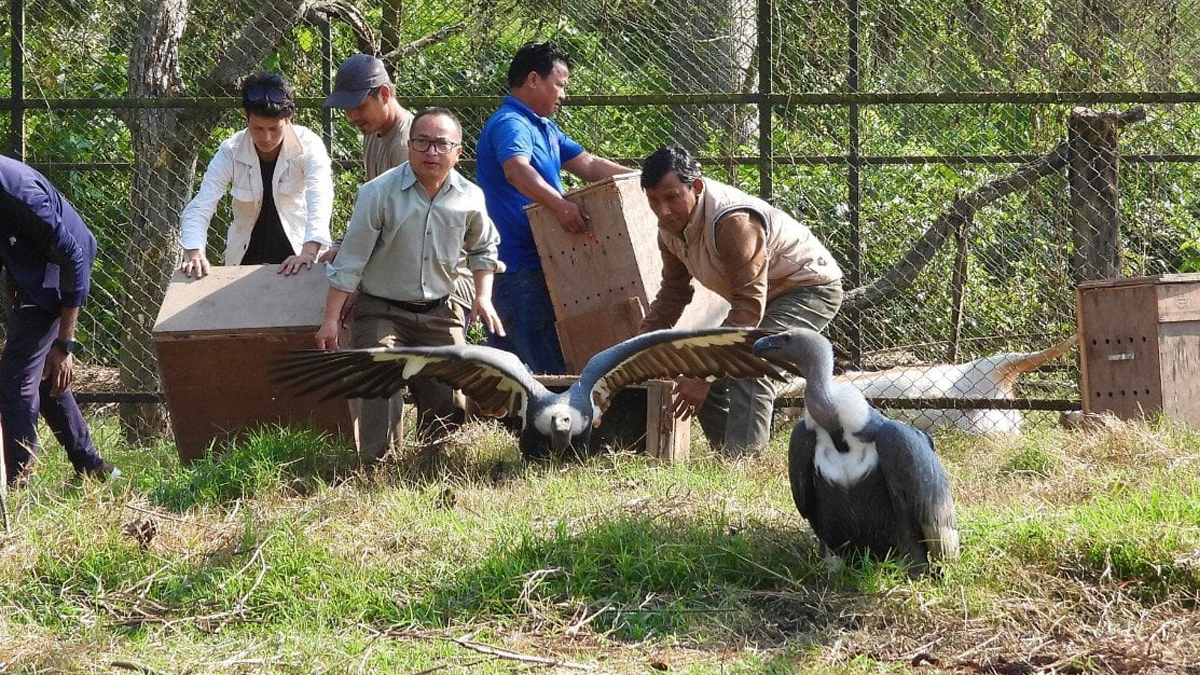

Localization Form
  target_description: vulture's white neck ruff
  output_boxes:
[808,383,878,487]
[533,402,584,438]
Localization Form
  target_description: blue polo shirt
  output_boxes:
[476,95,584,272]
[0,155,96,311]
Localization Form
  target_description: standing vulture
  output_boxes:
[273,327,800,459]
[753,328,959,575]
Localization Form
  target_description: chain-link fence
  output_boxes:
[3,0,1198,438]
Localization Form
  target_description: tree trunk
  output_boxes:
[120,0,312,443]
[381,0,403,60]
[667,0,757,159]
[120,0,192,442]
[1068,107,1122,283]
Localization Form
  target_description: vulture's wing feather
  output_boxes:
[787,419,820,524]
[580,327,803,412]
[272,345,545,415]
[873,417,960,562]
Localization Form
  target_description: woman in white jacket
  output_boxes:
[178,72,333,278]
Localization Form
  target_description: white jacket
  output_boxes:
[179,123,333,264]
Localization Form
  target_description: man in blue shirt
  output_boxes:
[476,42,631,374]
[0,155,119,487]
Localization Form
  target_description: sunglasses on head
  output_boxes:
[245,86,289,104]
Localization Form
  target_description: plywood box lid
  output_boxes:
[153,264,330,336]
[1078,273,1200,290]
[522,172,643,214]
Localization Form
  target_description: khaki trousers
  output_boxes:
[698,279,844,454]
[350,294,465,461]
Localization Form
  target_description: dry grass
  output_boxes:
[0,413,1197,673]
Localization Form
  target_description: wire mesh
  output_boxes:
[2,0,1197,437]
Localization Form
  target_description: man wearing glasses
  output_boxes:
[476,42,632,375]
[178,72,334,278]
[316,108,505,463]
[323,54,476,456]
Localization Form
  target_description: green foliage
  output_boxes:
[998,446,1057,477]
[151,426,352,511]
[1179,239,1200,273]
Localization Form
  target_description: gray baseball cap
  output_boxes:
[324,54,390,108]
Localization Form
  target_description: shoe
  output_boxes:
[76,460,121,482]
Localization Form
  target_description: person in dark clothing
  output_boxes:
[178,72,333,278]
[0,155,119,487]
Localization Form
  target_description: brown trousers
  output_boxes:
[349,293,465,461]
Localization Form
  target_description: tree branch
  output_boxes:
[382,22,468,62]
[842,107,1147,312]
[305,0,376,55]
[198,0,311,94]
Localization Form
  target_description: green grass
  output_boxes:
[150,425,356,511]
[997,445,1057,477]
[1,414,1198,673]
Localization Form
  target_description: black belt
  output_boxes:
[373,294,449,314]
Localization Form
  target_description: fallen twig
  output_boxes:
[382,629,591,671]
[409,657,491,675]
[122,503,215,528]
[216,533,275,593]
[445,635,591,670]
[110,660,166,675]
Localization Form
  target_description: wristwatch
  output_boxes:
[52,338,81,355]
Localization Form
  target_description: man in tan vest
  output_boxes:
[638,144,844,454]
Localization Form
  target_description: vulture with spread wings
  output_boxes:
[272,327,800,458]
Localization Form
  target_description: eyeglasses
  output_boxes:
[245,86,289,104]
[409,137,461,154]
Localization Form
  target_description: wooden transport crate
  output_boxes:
[1076,273,1200,426]
[152,264,351,462]
[526,173,729,374]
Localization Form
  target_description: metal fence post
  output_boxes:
[9,0,24,160]
[321,19,333,150]
[758,0,772,201]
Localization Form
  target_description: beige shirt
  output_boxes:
[328,163,503,302]
[363,109,413,181]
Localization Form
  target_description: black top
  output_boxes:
[241,157,294,265]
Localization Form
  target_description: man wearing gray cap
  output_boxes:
[324,54,471,459]
[324,53,414,183]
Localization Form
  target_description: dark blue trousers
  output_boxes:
[1,293,102,482]
[487,269,567,375]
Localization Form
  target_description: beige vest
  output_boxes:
[658,178,842,301]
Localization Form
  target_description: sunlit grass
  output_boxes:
[1,413,1197,673]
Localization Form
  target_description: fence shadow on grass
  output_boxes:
[399,513,902,646]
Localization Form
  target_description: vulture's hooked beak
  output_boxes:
[752,334,781,357]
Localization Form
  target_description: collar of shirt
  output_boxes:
[396,162,469,195]
[233,124,301,167]
[501,95,551,128]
